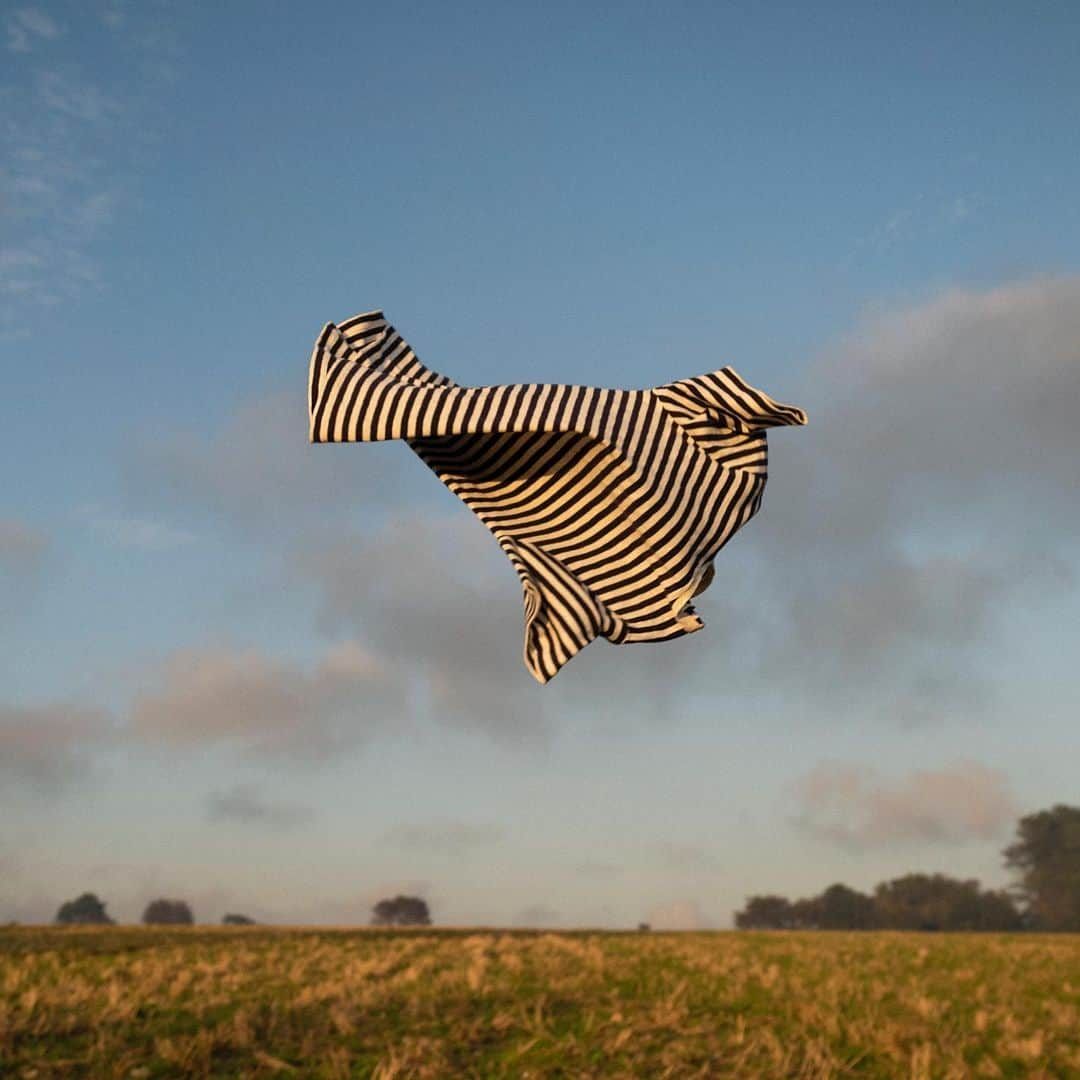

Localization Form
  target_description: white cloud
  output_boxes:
[0,702,116,797]
[739,274,1080,720]
[6,7,61,53]
[36,69,119,122]
[645,898,712,930]
[294,511,551,744]
[126,391,419,535]
[852,189,983,256]
[206,784,316,829]
[81,504,196,549]
[0,518,48,570]
[0,7,179,334]
[787,758,1017,850]
[131,640,407,765]
[380,821,504,856]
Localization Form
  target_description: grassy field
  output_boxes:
[2,925,1078,1078]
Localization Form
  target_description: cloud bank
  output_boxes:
[788,758,1017,850]
[293,512,551,743]
[293,275,1080,730]
[131,641,406,765]
[126,391,420,536]
[733,275,1080,720]
[206,784,316,829]
[380,821,504,857]
[109,274,1080,759]
[0,702,115,797]
[0,518,47,571]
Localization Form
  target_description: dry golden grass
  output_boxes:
[1,925,1078,1077]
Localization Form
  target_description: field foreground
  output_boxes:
[2,926,1079,1078]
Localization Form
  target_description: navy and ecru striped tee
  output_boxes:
[309,310,807,683]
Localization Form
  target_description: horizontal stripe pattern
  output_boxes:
[309,310,807,683]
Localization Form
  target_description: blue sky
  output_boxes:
[2,0,1079,928]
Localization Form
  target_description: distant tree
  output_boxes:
[734,894,797,929]
[816,883,877,929]
[874,874,951,931]
[637,922,651,932]
[1003,804,1080,931]
[971,888,1024,932]
[872,874,1020,932]
[55,892,114,925]
[790,896,822,929]
[222,913,256,926]
[142,899,194,925]
[875,874,960,931]
[371,895,431,926]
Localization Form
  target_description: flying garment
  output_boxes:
[308,310,807,684]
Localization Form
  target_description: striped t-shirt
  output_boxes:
[309,310,807,683]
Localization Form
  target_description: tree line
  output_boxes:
[735,804,1080,931]
[734,875,1022,931]
[51,893,433,927]
[43,804,1079,932]
[55,895,204,926]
